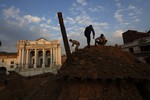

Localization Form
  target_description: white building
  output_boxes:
[121,30,150,64]
[0,52,17,71]
[0,38,62,76]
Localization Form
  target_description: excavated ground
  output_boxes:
[0,46,150,100]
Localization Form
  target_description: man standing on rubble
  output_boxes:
[84,25,95,47]
[69,39,80,51]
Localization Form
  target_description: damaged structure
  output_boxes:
[121,30,150,64]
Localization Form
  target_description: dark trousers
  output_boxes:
[85,35,91,46]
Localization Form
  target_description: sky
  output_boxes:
[0,0,150,54]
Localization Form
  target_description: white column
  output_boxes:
[22,49,25,68]
[50,48,53,67]
[28,50,30,67]
[53,48,56,65]
[42,49,45,68]
[18,49,22,66]
[25,49,29,68]
[34,49,37,68]
[55,47,58,65]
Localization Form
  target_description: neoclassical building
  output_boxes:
[17,38,62,69]
[0,38,62,76]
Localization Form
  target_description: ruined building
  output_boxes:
[122,30,150,64]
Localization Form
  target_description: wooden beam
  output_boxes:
[57,12,71,59]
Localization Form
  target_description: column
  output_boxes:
[18,49,21,65]
[50,48,53,67]
[42,49,45,68]
[55,47,58,65]
[53,48,56,65]
[25,49,29,68]
[34,49,37,68]
[21,49,25,68]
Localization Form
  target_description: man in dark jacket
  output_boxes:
[84,25,95,47]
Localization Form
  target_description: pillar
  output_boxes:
[18,49,22,66]
[25,49,29,68]
[42,49,45,68]
[50,48,53,67]
[34,49,37,68]
[55,47,58,65]
[53,48,56,65]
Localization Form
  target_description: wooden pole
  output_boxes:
[57,12,71,59]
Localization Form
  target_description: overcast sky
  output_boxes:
[0,0,150,53]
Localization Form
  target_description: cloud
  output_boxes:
[24,15,41,23]
[113,30,124,37]
[114,0,142,29]
[0,6,61,52]
[76,0,87,6]
[3,6,20,18]
[128,5,136,10]
[114,9,123,23]
[88,5,104,12]
[0,4,6,7]
[65,17,76,24]
[106,30,124,45]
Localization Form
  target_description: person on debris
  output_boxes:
[84,25,95,47]
[95,34,107,45]
[69,39,80,51]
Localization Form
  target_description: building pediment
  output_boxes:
[36,37,48,42]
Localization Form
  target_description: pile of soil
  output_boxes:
[57,46,150,100]
[58,46,150,80]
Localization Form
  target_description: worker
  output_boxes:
[95,34,107,45]
[69,39,80,51]
[84,25,95,47]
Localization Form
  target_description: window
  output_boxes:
[129,48,134,53]
[140,45,150,52]
[10,65,14,68]
[11,61,14,64]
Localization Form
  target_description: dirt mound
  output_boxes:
[57,46,150,100]
[58,46,150,80]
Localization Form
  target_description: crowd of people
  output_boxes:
[69,25,107,51]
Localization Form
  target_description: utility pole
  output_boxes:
[57,12,71,59]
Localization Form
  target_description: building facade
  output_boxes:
[17,38,61,69]
[121,30,150,64]
[0,52,17,71]
[0,38,62,76]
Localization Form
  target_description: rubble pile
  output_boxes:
[58,46,150,80]
[57,46,150,100]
